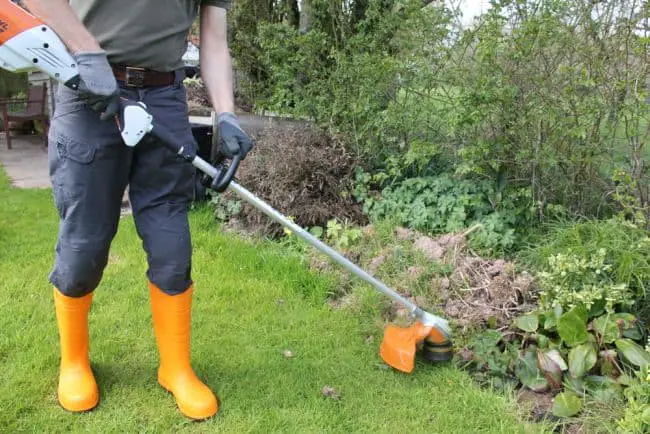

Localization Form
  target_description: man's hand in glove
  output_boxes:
[216,112,254,159]
[73,51,120,121]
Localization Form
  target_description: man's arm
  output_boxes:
[21,0,100,53]
[200,6,253,160]
[199,6,235,115]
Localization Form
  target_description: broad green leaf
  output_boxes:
[568,343,597,378]
[615,339,650,367]
[612,313,636,326]
[552,392,583,418]
[543,315,557,330]
[536,334,549,349]
[515,349,548,392]
[308,226,324,238]
[616,373,635,386]
[537,349,563,390]
[592,315,620,344]
[515,314,539,332]
[563,376,585,395]
[584,376,623,403]
[622,326,643,340]
[588,299,606,318]
[574,305,589,323]
[557,306,589,347]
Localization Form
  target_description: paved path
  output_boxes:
[0,114,306,190]
[0,135,50,189]
[0,121,216,190]
[191,113,308,134]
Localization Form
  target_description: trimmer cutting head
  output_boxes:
[379,319,453,374]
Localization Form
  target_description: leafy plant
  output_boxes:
[325,219,363,250]
[208,191,242,222]
[617,365,650,434]
[537,249,635,314]
[463,303,649,419]
[354,172,533,253]
[611,169,649,231]
[521,219,650,306]
[243,0,649,232]
[515,348,549,392]
[459,330,518,386]
[552,392,583,418]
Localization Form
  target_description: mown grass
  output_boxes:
[0,169,549,433]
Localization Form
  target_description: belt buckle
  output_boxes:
[124,66,146,88]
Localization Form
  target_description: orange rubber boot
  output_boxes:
[53,288,99,412]
[149,283,218,420]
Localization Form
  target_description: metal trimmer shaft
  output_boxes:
[189,154,451,337]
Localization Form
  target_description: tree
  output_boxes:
[279,0,300,28]
[300,0,314,32]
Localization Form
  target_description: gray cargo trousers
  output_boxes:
[48,70,196,297]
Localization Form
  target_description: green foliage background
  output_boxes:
[230,0,649,249]
[228,2,650,428]
[0,70,27,99]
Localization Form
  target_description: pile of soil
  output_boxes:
[185,79,211,116]
[183,78,365,235]
[443,253,537,331]
[318,225,538,332]
[185,77,254,116]
[406,228,538,331]
[222,123,366,236]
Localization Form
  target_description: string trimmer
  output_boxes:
[0,0,453,373]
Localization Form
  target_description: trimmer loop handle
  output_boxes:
[210,152,242,192]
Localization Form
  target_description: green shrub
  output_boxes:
[465,218,650,421]
[255,1,454,159]
[0,70,27,99]
[353,171,545,253]
[355,173,494,232]
[240,0,649,225]
[520,220,650,303]
[537,249,635,315]
[207,191,242,222]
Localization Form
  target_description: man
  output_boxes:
[22,0,252,420]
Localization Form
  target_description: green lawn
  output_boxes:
[0,169,547,433]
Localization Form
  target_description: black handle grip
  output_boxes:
[150,122,197,161]
[210,153,241,192]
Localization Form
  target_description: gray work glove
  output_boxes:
[73,51,120,121]
[217,112,254,159]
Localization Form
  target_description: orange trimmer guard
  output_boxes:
[379,322,451,373]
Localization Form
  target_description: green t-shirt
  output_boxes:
[70,0,232,71]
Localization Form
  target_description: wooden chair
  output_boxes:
[0,83,49,150]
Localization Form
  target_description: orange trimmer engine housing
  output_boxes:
[0,0,79,88]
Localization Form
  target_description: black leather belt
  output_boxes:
[111,65,175,88]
